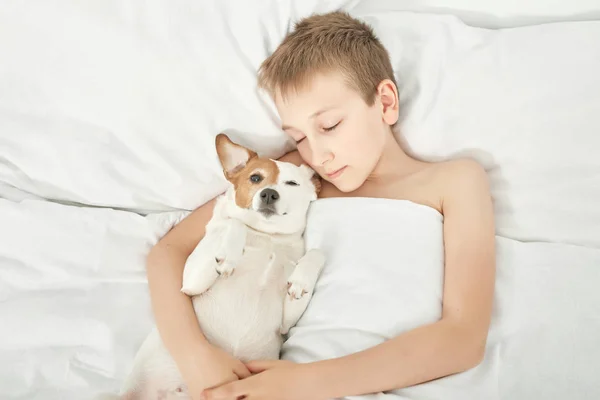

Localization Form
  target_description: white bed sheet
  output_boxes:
[0,198,187,399]
[1,197,599,399]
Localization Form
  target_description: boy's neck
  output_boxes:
[366,130,425,184]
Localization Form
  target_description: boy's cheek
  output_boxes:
[296,143,313,164]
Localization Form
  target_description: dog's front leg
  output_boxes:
[281,249,325,334]
[214,218,246,277]
[181,218,246,295]
[181,227,222,296]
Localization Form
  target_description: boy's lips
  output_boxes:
[325,166,347,179]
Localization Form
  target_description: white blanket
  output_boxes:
[284,198,444,363]
[283,198,600,400]
[1,197,600,399]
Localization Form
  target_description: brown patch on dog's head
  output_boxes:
[230,157,280,209]
[215,133,280,209]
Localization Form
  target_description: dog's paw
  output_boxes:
[285,249,325,300]
[213,221,246,278]
[181,256,219,296]
[156,386,187,399]
[287,274,311,300]
[215,257,237,278]
[214,244,244,278]
[287,282,308,300]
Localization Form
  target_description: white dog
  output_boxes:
[98,133,324,399]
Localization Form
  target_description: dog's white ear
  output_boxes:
[215,133,257,179]
[300,164,321,198]
[299,164,314,177]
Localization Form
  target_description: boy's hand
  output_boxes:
[200,359,324,400]
[185,345,251,400]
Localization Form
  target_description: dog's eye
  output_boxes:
[250,174,263,183]
[285,181,299,186]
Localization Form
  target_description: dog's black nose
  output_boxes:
[260,188,279,205]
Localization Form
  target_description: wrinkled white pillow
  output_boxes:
[1,4,599,248]
[362,12,600,247]
[0,0,354,212]
[351,0,600,28]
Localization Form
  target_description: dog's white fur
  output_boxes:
[98,136,324,399]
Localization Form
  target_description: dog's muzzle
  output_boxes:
[260,188,279,205]
[258,188,279,217]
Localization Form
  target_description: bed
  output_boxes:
[1,1,599,399]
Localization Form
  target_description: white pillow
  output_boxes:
[351,0,600,28]
[0,0,353,212]
[2,4,599,248]
[357,12,600,247]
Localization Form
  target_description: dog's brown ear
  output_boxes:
[215,133,257,180]
[311,173,322,195]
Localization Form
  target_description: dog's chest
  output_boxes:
[193,229,304,359]
[240,229,303,286]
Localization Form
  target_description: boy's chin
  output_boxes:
[330,176,364,193]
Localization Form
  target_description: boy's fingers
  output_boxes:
[202,380,245,400]
[234,363,251,379]
[245,359,285,373]
[245,360,273,373]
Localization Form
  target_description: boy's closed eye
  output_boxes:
[295,137,306,144]
[323,120,341,132]
[283,127,305,144]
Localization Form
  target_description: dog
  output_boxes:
[98,133,324,399]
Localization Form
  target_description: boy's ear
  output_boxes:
[377,78,399,126]
[215,133,257,179]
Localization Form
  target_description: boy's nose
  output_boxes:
[310,145,334,166]
[260,188,280,205]
[304,136,333,167]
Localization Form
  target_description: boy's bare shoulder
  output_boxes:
[395,158,489,214]
[432,158,488,184]
[429,158,490,213]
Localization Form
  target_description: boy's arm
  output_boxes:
[310,159,495,397]
[147,198,216,357]
[147,198,251,398]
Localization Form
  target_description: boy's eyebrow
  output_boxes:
[310,106,336,118]
[281,106,337,130]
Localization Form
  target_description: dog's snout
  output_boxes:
[260,188,279,205]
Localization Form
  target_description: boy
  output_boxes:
[147,11,495,400]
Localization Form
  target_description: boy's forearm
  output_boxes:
[146,245,212,364]
[308,319,485,398]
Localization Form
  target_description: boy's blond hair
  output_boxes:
[258,11,397,106]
